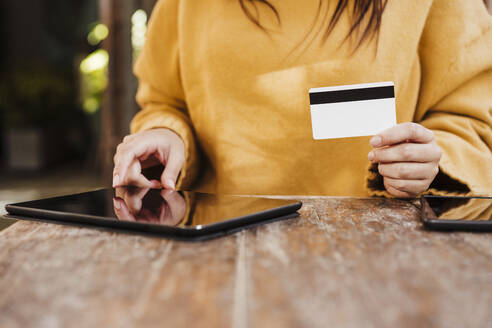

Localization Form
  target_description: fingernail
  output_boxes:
[368,151,374,161]
[113,198,121,210]
[165,178,175,190]
[112,175,120,187]
[370,136,382,147]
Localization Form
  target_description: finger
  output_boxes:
[384,183,414,198]
[138,208,159,223]
[135,186,150,199]
[113,140,162,187]
[370,122,435,148]
[160,190,186,226]
[384,177,431,197]
[369,142,442,163]
[160,147,185,190]
[114,187,126,199]
[158,202,171,224]
[161,189,187,225]
[378,162,439,180]
[113,197,135,221]
[122,134,136,143]
[126,174,160,188]
[122,187,150,213]
[157,191,171,224]
[113,144,130,187]
[120,160,160,188]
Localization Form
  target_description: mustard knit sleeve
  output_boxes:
[369,0,492,197]
[130,0,198,189]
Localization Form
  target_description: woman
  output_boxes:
[113,0,492,197]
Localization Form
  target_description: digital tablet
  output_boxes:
[421,195,492,232]
[5,188,302,240]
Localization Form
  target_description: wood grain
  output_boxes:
[1,197,491,328]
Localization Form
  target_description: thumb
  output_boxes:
[160,146,185,190]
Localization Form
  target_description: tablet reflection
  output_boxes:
[112,187,298,228]
[425,197,492,221]
[113,187,186,226]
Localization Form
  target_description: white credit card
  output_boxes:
[309,81,396,139]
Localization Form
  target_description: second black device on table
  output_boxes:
[421,195,492,231]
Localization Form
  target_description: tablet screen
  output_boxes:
[6,188,301,231]
[422,196,492,221]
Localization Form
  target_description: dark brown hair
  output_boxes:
[239,0,388,53]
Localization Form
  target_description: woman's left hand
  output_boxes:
[368,122,442,198]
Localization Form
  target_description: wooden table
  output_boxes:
[1,197,491,328]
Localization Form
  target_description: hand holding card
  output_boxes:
[308,82,441,196]
[368,122,443,198]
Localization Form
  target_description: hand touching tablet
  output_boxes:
[112,128,185,189]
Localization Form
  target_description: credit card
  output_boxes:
[309,81,396,139]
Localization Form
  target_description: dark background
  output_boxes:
[1,0,99,173]
[0,0,157,188]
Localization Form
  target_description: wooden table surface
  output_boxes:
[1,196,491,328]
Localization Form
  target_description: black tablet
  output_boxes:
[421,195,492,231]
[4,188,302,240]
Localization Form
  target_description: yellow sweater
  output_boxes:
[131,0,492,196]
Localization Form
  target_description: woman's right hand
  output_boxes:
[112,128,186,189]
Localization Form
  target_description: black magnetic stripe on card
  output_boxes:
[309,86,395,105]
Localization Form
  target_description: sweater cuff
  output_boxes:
[366,162,390,198]
[366,162,471,198]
